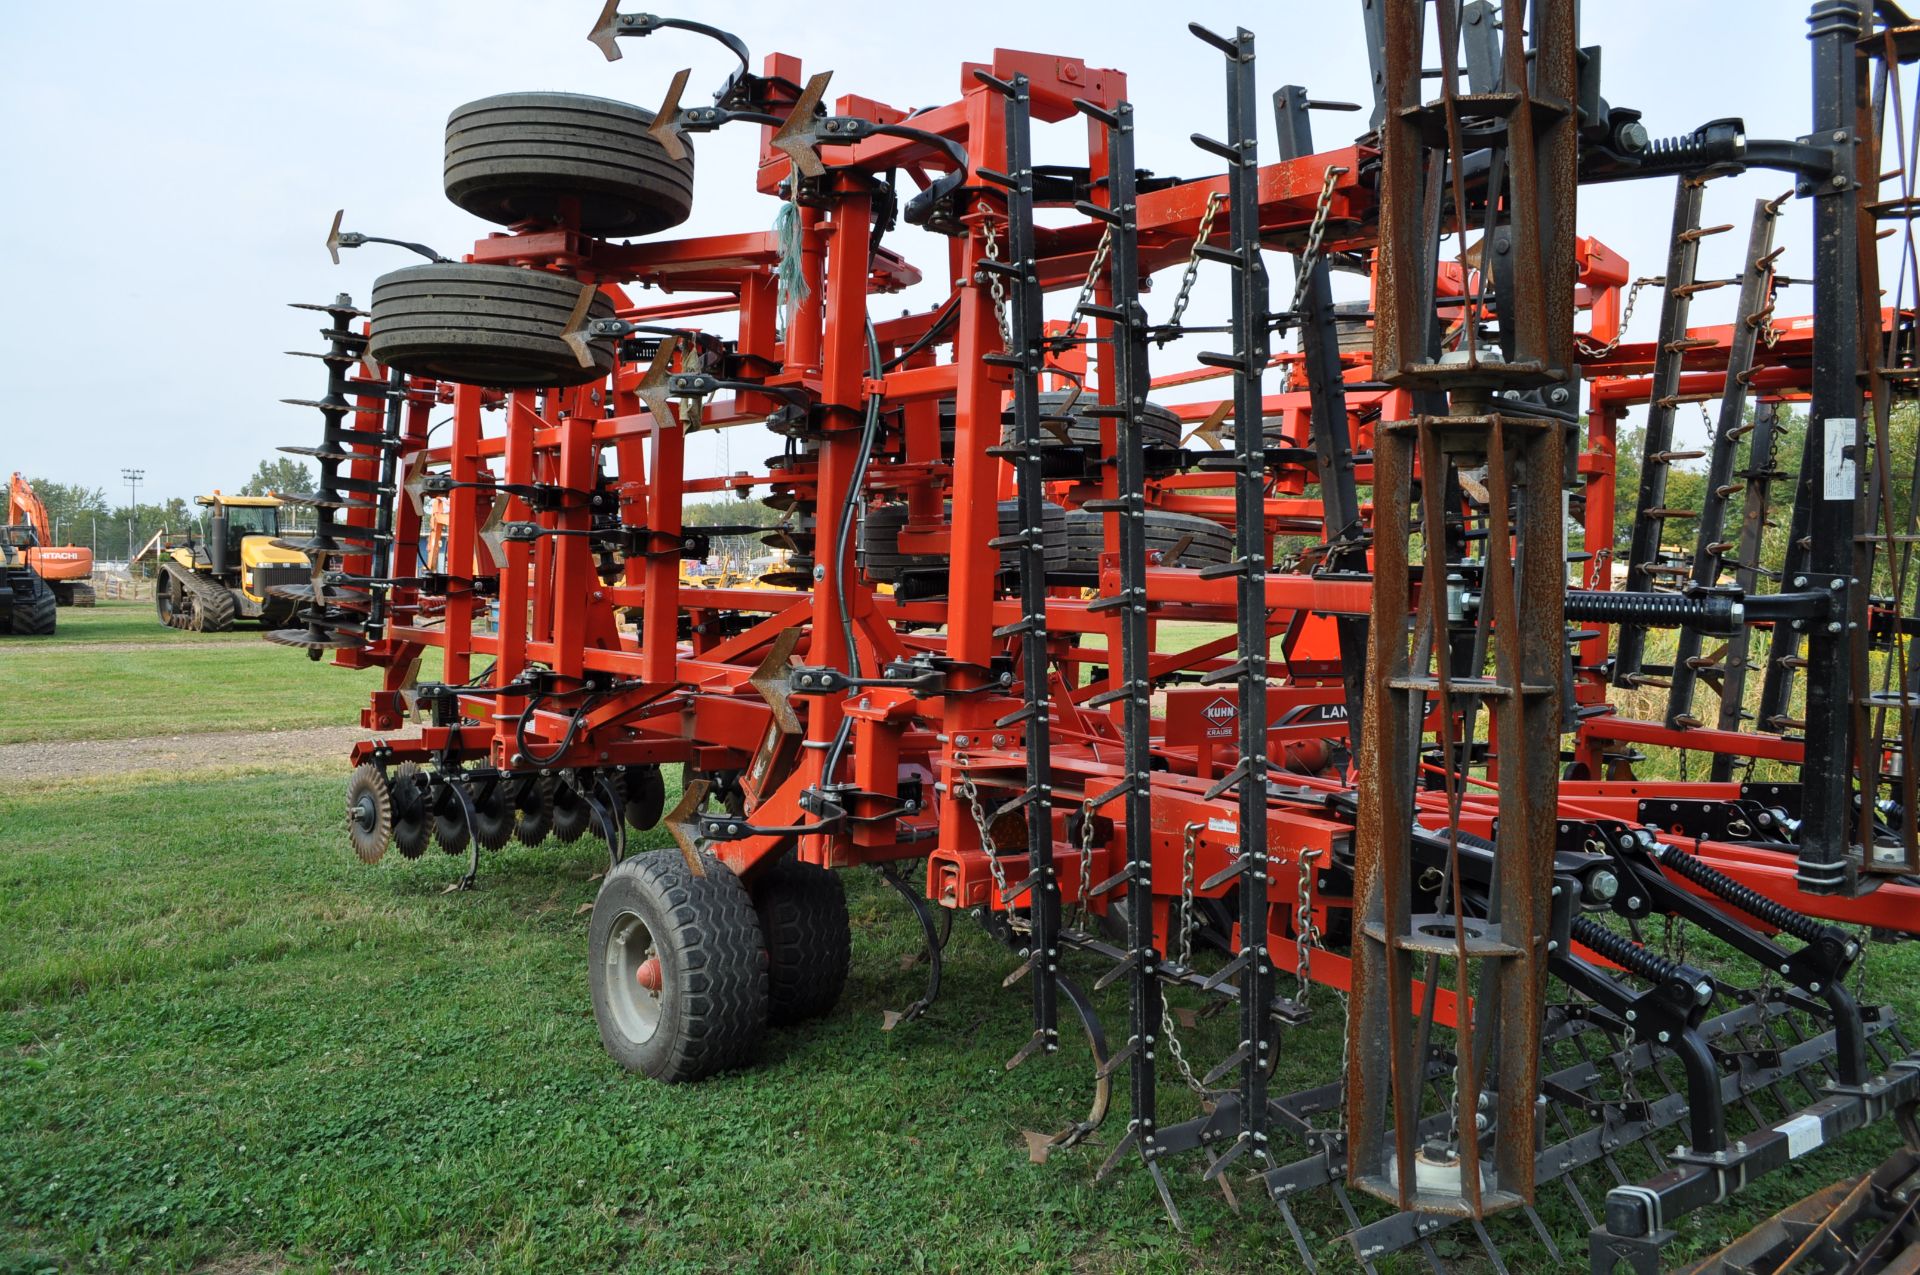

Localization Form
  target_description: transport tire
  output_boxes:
[751,858,851,1027]
[859,500,1066,581]
[1061,509,1235,575]
[444,92,694,238]
[589,849,768,1081]
[368,263,617,389]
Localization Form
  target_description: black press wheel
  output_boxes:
[368,263,617,389]
[550,776,592,844]
[624,763,667,832]
[513,776,554,846]
[391,763,431,859]
[444,92,695,238]
[589,849,768,1082]
[471,784,515,851]
[346,763,393,864]
[751,857,851,1027]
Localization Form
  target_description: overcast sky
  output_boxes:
[0,2,1836,503]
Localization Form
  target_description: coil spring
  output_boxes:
[1565,590,1707,625]
[1653,840,1833,946]
[1571,915,1697,986]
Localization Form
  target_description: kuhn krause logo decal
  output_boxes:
[1201,696,1237,737]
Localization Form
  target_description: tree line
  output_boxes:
[20,458,314,563]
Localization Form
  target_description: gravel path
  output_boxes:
[0,725,380,782]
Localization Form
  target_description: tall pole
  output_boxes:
[121,467,144,563]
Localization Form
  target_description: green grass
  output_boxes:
[10,598,262,646]
[5,614,1919,1273]
[0,772,1300,1274]
[0,603,437,745]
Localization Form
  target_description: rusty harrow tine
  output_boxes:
[1666,197,1781,730]
[1615,176,1710,680]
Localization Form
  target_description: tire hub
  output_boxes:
[604,911,664,1045]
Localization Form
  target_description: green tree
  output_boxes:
[239,457,314,497]
[24,479,110,546]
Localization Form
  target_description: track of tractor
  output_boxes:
[159,563,238,633]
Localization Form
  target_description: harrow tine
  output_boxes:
[1146,1159,1185,1231]
[875,863,942,1029]
[1468,1217,1510,1275]
[1274,1197,1322,1273]
[1094,1126,1140,1182]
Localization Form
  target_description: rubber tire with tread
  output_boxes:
[589,849,768,1082]
[369,263,617,390]
[8,573,56,636]
[445,92,694,238]
[751,858,851,1027]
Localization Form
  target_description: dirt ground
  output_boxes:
[0,724,378,783]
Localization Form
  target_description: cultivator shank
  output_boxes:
[284,2,1920,1269]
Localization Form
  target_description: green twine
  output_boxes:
[772,199,808,340]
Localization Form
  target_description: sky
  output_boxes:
[0,1,1840,505]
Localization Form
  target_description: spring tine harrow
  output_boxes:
[1615,177,1712,683]
[1666,198,1781,729]
[974,68,1064,1075]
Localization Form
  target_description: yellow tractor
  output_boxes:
[154,494,309,632]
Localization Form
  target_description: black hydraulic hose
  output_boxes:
[881,295,961,372]
[821,320,885,784]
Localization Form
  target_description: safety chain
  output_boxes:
[1287,165,1350,307]
[1070,796,1097,931]
[954,750,1029,934]
[1051,223,1116,353]
[977,201,1012,351]
[1293,847,1325,1010]
[1160,821,1210,1095]
[1574,275,1659,360]
[1165,191,1227,334]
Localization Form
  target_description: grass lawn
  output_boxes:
[4,613,1918,1272]
[0,603,436,745]
[9,599,262,646]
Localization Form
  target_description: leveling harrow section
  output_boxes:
[277,2,1920,1269]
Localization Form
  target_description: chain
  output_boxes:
[1160,821,1209,1096]
[1165,191,1226,334]
[954,749,1029,934]
[1856,924,1874,1003]
[1293,848,1325,1009]
[978,203,1012,352]
[1575,275,1659,360]
[1052,224,1115,353]
[1288,165,1350,307]
[1071,797,1097,931]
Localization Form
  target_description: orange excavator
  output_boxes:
[6,472,94,606]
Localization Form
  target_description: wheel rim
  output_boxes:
[603,910,664,1046]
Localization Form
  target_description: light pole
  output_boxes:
[121,468,144,563]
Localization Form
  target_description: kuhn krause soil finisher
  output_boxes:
[277,1,1920,1268]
